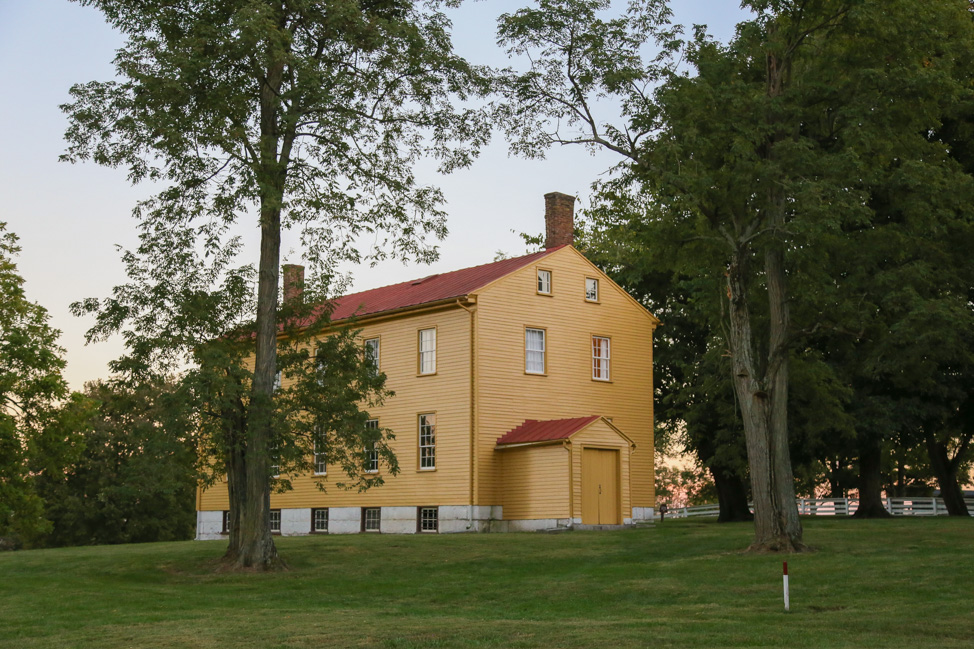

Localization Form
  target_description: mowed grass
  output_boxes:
[1,518,971,648]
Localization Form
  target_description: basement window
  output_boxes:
[363,507,381,532]
[312,508,329,533]
[269,509,281,534]
[419,507,439,533]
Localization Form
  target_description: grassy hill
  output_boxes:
[1,517,971,648]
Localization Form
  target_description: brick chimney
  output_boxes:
[282,264,304,305]
[544,192,575,249]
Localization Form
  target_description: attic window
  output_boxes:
[585,278,599,302]
[411,274,440,286]
[537,269,552,295]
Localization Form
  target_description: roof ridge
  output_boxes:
[334,245,565,302]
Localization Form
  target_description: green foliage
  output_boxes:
[63,0,490,564]
[37,380,197,547]
[0,223,71,545]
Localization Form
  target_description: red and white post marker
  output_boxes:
[782,561,790,612]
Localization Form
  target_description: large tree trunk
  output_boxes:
[711,466,753,523]
[726,244,805,552]
[852,435,891,518]
[232,42,290,570]
[925,433,971,517]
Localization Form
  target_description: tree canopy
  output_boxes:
[64,0,490,568]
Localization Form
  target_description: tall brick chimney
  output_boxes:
[544,192,575,249]
[282,264,304,305]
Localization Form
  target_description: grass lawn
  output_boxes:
[1,517,971,648]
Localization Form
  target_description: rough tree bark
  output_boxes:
[711,467,753,523]
[925,431,971,517]
[852,435,891,518]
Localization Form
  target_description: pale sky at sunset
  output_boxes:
[0,0,748,390]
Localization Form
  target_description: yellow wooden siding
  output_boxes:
[500,444,570,520]
[198,305,473,511]
[570,422,633,520]
[474,247,655,510]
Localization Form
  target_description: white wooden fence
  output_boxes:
[656,497,974,520]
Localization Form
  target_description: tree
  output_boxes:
[496,0,974,549]
[0,223,74,546]
[64,0,488,569]
[37,379,198,547]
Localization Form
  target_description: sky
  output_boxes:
[0,0,749,390]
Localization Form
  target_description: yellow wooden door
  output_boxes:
[581,448,620,524]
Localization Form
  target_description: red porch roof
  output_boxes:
[328,245,566,322]
[495,416,602,446]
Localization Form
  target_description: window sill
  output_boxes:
[536,292,554,297]
[525,371,547,377]
[418,467,437,472]
[592,378,613,383]
[417,371,438,377]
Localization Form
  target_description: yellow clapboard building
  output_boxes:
[196,193,658,536]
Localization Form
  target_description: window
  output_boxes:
[314,349,327,384]
[222,510,231,534]
[364,337,380,375]
[269,509,281,533]
[592,336,611,381]
[270,444,280,478]
[418,328,436,374]
[313,437,327,475]
[419,413,436,470]
[419,507,438,533]
[363,507,381,532]
[364,419,379,473]
[585,277,599,302]
[537,269,552,295]
[525,327,546,374]
[312,508,329,533]
[273,370,282,391]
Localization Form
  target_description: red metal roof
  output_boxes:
[327,246,566,322]
[495,416,601,446]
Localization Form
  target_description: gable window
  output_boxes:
[525,327,546,374]
[418,328,436,374]
[585,278,599,302]
[312,508,329,533]
[419,507,439,533]
[364,337,380,375]
[537,269,552,295]
[592,336,611,381]
[269,509,281,533]
[419,413,436,470]
[364,419,379,473]
[363,507,381,532]
[313,437,327,475]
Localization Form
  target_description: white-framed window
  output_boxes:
[419,413,436,470]
[585,277,599,302]
[418,328,436,374]
[222,510,231,534]
[537,269,552,294]
[363,507,381,532]
[314,349,327,384]
[269,509,281,533]
[312,508,329,533]
[592,336,611,381]
[364,337,380,375]
[525,327,546,374]
[270,444,280,478]
[419,507,438,533]
[273,370,282,391]
[364,419,379,473]
[313,437,327,475]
